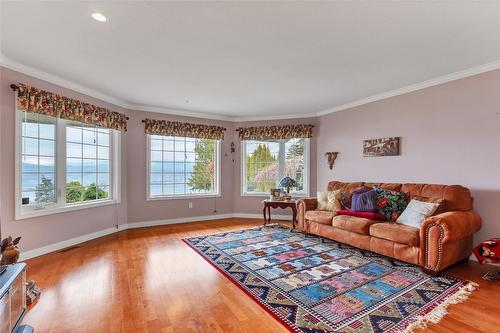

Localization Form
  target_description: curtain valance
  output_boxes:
[143,118,225,140]
[236,124,314,140]
[11,83,128,131]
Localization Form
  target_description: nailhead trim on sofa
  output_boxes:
[424,223,444,271]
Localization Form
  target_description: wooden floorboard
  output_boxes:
[22,218,499,333]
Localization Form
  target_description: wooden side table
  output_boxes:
[262,199,297,230]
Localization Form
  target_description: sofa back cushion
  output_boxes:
[327,181,473,212]
[327,181,364,192]
[400,184,473,211]
[365,183,402,191]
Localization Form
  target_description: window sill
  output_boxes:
[16,199,120,220]
[241,192,310,198]
[147,194,221,201]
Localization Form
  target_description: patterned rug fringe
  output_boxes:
[399,281,478,333]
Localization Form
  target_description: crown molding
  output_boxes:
[2,53,499,122]
[233,111,318,122]
[316,59,500,116]
[0,53,234,121]
[0,53,131,109]
[126,103,233,122]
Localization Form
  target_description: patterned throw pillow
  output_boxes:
[375,188,409,221]
[397,199,440,228]
[351,189,378,212]
[340,186,370,210]
[317,190,341,212]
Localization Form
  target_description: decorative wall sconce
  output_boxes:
[325,152,338,170]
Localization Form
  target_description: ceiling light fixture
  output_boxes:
[91,12,107,22]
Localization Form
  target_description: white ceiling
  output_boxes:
[1,1,500,121]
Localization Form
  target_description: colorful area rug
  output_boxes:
[183,225,476,333]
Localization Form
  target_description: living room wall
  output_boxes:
[3,64,498,256]
[125,110,235,223]
[316,69,500,244]
[0,67,129,254]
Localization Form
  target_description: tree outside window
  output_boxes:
[244,138,307,194]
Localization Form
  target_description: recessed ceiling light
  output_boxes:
[91,12,107,22]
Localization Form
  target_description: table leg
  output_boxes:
[267,206,271,223]
[262,205,267,225]
[292,207,297,230]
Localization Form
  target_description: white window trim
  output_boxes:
[145,135,221,200]
[15,97,121,220]
[240,138,310,198]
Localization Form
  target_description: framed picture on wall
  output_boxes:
[363,137,400,157]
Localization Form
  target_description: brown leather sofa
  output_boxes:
[296,181,482,273]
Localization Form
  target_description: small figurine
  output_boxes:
[1,236,21,265]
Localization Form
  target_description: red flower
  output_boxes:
[391,212,400,220]
[378,198,389,207]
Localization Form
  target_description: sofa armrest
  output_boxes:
[296,198,318,231]
[421,211,482,244]
[420,210,481,271]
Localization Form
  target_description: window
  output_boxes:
[242,138,309,196]
[147,135,220,199]
[20,112,57,206]
[66,122,111,203]
[17,111,120,219]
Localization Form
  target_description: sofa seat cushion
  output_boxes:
[332,215,383,235]
[305,210,335,225]
[369,222,420,247]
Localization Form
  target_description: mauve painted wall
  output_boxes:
[232,118,319,215]
[316,69,500,244]
[0,67,129,252]
[125,110,235,223]
[2,64,498,254]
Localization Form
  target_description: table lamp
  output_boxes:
[278,176,297,194]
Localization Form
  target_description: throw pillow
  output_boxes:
[412,195,446,215]
[397,199,440,228]
[317,190,341,212]
[375,188,409,221]
[340,186,370,210]
[336,210,387,221]
[351,189,378,212]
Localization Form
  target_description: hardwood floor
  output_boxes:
[23,218,499,333]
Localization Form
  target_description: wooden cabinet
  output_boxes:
[0,264,27,333]
[0,288,10,333]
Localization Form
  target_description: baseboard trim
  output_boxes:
[18,224,128,261]
[232,213,292,220]
[19,213,271,260]
[127,213,234,229]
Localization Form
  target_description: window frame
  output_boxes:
[240,138,310,197]
[146,134,221,200]
[15,106,121,220]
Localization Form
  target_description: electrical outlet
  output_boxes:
[189,202,193,209]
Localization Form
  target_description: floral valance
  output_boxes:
[236,124,314,140]
[12,83,128,131]
[143,118,225,140]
